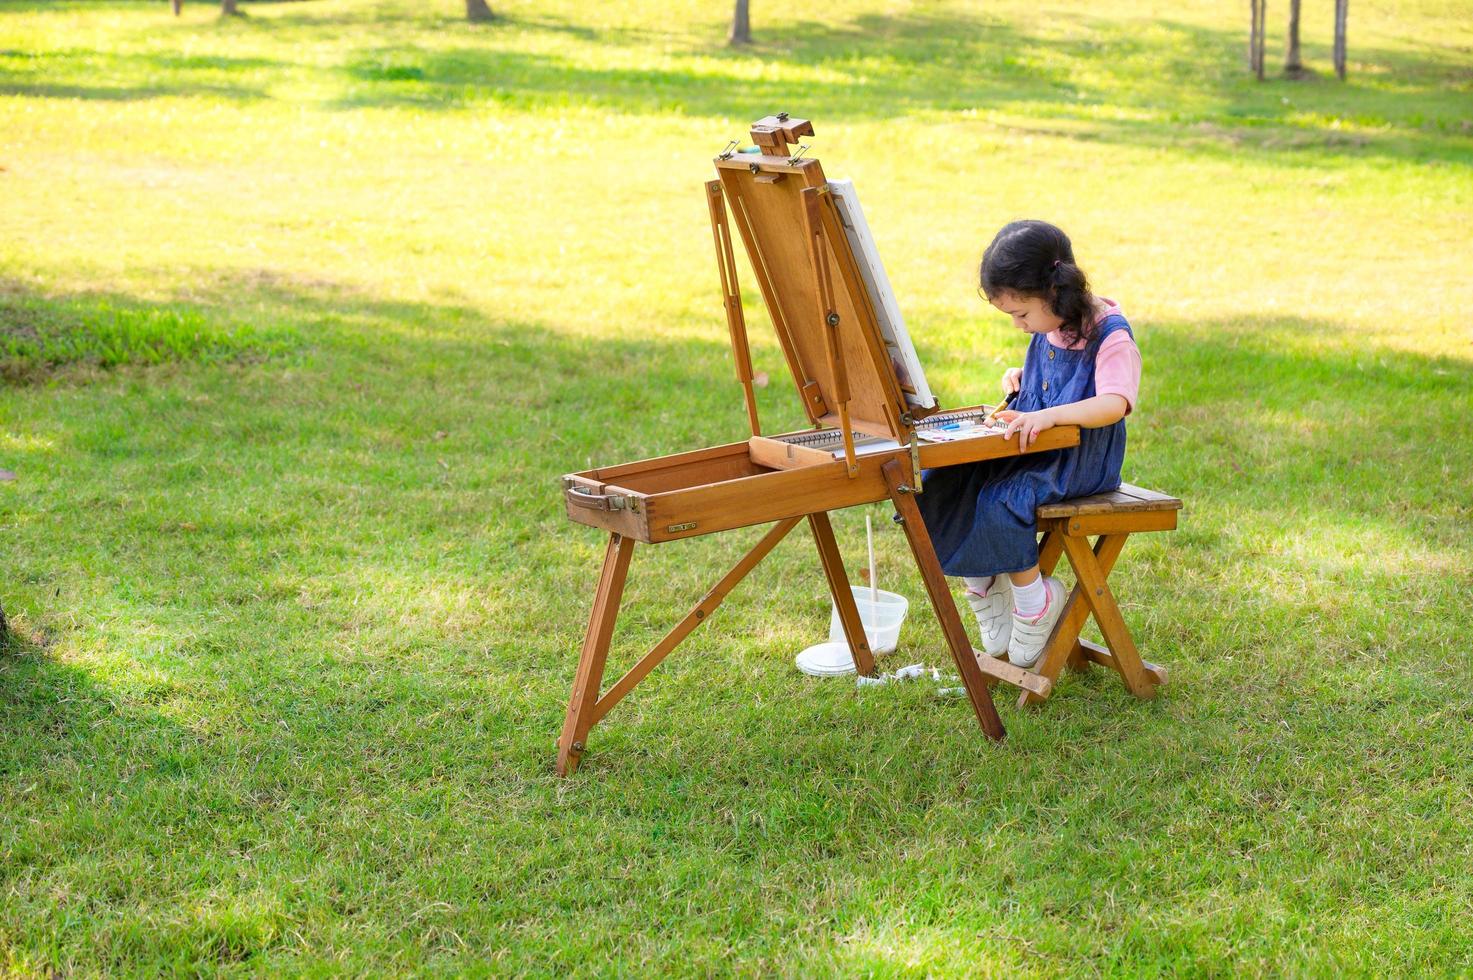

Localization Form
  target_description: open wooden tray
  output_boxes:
[563,408,1080,544]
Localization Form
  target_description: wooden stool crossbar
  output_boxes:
[1008,483,1182,708]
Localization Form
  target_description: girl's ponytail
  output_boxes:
[1048,258,1095,346]
[980,220,1099,346]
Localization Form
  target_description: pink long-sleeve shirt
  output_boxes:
[1043,299,1141,414]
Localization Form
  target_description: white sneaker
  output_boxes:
[1008,577,1066,669]
[965,576,1012,657]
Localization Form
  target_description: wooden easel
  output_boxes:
[557,115,1081,776]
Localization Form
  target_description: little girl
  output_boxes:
[917,220,1141,669]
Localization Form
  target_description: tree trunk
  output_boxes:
[466,0,493,22]
[729,0,751,45]
[1249,0,1260,69]
[220,0,240,16]
[1284,0,1305,75]
[1333,0,1348,80]
[1249,0,1266,81]
[172,0,182,15]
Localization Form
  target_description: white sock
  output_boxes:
[963,575,994,595]
[1012,575,1046,619]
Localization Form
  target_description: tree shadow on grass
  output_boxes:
[316,11,1472,167]
[0,80,268,101]
[4,3,1466,168]
[4,269,1470,521]
[3,270,1472,967]
[0,622,186,818]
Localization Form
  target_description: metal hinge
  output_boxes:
[908,428,923,494]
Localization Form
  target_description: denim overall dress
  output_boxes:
[915,315,1132,577]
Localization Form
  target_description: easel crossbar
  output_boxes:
[589,517,802,726]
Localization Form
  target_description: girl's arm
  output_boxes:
[1002,394,1129,448]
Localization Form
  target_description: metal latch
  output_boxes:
[563,478,639,513]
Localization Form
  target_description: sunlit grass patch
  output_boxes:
[0,0,1471,974]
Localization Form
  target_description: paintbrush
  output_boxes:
[983,388,1019,425]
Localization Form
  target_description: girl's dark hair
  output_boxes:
[980,220,1099,346]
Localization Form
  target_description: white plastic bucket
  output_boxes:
[828,586,909,655]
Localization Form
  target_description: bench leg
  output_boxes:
[1060,533,1156,699]
[1018,533,1128,708]
[1017,585,1086,709]
[1066,638,1092,673]
[558,532,636,776]
[1037,529,1065,577]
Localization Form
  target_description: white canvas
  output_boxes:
[827,179,938,413]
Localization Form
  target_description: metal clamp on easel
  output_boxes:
[908,427,924,493]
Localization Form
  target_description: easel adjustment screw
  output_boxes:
[825,312,840,326]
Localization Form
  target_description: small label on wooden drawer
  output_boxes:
[667,522,697,533]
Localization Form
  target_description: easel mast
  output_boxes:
[709,113,915,482]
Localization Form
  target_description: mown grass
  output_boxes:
[1,0,1471,974]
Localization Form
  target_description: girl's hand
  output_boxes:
[1003,409,1056,449]
[1001,367,1023,395]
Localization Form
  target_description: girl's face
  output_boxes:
[988,291,1063,335]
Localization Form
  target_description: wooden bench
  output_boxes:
[1009,483,1181,709]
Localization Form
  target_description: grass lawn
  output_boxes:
[1,0,1471,973]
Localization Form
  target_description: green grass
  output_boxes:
[1,0,1472,973]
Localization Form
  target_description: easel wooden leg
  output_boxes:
[808,511,877,676]
[1060,533,1156,699]
[557,533,635,776]
[1018,533,1128,709]
[880,460,1007,741]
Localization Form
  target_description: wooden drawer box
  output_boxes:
[563,410,1080,544]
